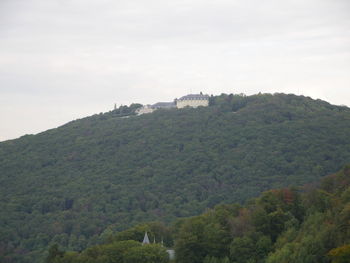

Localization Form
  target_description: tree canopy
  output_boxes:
[1,93,350,262]
[44,165,350,263]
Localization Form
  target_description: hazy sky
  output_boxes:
[1,0,349,141]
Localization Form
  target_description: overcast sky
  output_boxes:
[0,0,349,141]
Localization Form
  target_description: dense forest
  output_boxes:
[1,93,350,262]
[46,165,350,263]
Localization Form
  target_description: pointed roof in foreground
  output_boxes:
[142,232,150,245]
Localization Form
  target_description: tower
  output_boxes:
[142,232,150,245]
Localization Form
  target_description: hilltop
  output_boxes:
[1,93,350,262]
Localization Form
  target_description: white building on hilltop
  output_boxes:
[152,102,176,109]
[136,102,176,115]
[175,92,210,108]
[136,105,155,115]
[136,92,209,115]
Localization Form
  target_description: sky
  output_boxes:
[0,0,349,141]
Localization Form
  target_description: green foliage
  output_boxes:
[123,244,169,263]
[40,165,349,263]
[46,244,64,263]
[112,103,142,117]
[174,165,350,263]
[174,208,232,263]
[1,94,350,262]
[266,166,350,263]
[328,244,350,263]
[81,240,140,263]
[109,221,173,247]
[203,256,230,263]
[44,240,169,263]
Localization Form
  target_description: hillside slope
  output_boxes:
[1,93,350,262]
[46,165,350,263]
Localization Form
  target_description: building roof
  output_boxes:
[152,102,176,108]
[178,93,209,101]
[142,232,150,245]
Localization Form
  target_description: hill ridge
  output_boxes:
[1,93,350,262]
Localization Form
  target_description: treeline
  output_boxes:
[47,165,350,263]
[46,242,169,263]
[111,103,142,117]
[46,222,174,263]
[1,93,350,262]
[174,165,350,263]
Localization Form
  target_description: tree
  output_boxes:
[328,244,350,263]
[46,244,64,263]
[229,236,255,263]
[123,244,169,263]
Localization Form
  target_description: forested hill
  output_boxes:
[1,93,350,262]
[47,165,350,263]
